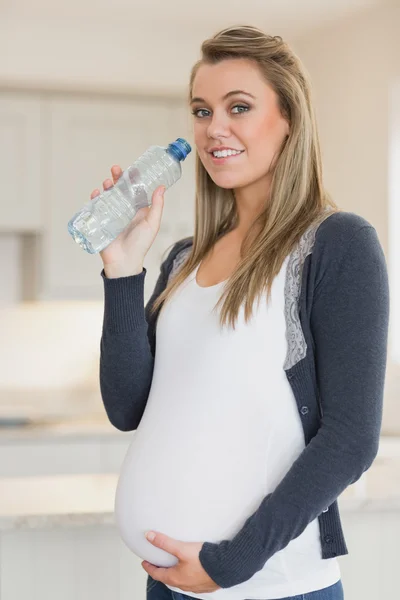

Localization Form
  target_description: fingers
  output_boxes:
[147,186,165,230]
[111,165,122,184]
[90,165,122,200]
[90,179,111,199]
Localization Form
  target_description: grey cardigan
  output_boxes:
[99,210,390,589]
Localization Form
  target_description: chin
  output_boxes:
[208,172,247,189]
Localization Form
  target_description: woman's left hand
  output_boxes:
[142,531,221,593]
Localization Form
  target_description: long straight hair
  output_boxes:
[150,25,339,330]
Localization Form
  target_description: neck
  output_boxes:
[233,175,271,236]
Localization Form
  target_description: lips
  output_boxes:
[207,146,243,154]
[209,150,245,164]
[208,147,244,154]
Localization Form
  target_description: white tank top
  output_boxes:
[115,256,341,599]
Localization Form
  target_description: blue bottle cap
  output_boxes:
[167,138,192,161]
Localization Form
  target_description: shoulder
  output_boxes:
[173,236,194,254]
[313,210,379,264]
[169,236,193,261]
[311,210,387,292]
[160,236,194,275]
[315,210,375,249]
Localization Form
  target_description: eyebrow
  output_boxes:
[190,90,256,105]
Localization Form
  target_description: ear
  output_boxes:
[284,120,290,137]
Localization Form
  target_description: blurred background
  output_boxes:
[0,0,399,598]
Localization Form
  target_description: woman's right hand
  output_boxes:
[91,165,165,278]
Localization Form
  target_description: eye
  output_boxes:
[191,108,210,118]
[231,104,250,114]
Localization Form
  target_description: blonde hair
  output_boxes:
[150,25,339,330]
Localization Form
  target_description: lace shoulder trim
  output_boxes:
[283,210,334,369]
[168,246,192,281]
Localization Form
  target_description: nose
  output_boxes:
[206,110,230,139]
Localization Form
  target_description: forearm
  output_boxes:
[100,267,155,431]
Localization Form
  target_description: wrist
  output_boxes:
[103,263,144,279]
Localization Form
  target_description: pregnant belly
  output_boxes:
[114,416,268,567]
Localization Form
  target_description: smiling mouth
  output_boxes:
[210,150,245,160]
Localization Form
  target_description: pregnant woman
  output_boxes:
[95,25,389,600]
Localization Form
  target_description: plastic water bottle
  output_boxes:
[68,138,191,254]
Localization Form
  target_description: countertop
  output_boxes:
[0,388,105,420]
[0,388,125,440]
[0,414,124,441]
[0,448,399,531]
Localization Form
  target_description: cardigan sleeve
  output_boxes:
[199,225,390,588]
[99,248,173,432]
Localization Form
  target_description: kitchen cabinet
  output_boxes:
[0,436,131,478]
[38,94,195,301]
[0,92,43,231]
[0,89,195,302]
[0,389,133,478]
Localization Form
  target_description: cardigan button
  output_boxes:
[300,406,309,415]
[322,507,329,513]
[287,372,294,380]
[324,535,334,544]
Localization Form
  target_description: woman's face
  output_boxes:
[190,58,289,191]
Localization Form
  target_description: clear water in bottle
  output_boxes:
[68,138,191,254]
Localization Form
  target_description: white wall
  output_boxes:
[0,235,20,304]
[0,1,387,95]
[0,16,196,97]
[1,2,398,431]
[293,2,400,434]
